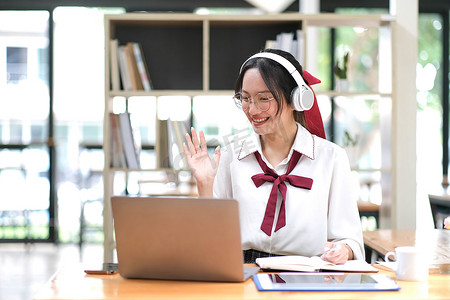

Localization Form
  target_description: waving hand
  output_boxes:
[183,127,221,197]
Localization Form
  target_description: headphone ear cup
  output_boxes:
[291,85,314,111]
[290,86,302,111]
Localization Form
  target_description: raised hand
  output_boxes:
[183,127,221,197]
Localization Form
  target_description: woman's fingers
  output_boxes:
[320,243,349,265]
[191,127,201,152]
[185,127,208,157]
[198,129,208,152]
[185,128,197,155]
[185,133,194,155]
[213,145,221,167]
[183,127,220,194]
[182,140,192,160]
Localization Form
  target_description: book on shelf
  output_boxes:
[109,39,121,91]
[110,112,140,169]
[117,45,132,91]
[155,118,189,170]
[167,119,189,170]
[109,113,127,168]
[124,42,144,91]
[264,30,305,65]
[113,40,153,92]
[155,119,171,169]
[295,29,305,66]
[131,42,153,91]
[276,31,295,54]
[255,255,378,273]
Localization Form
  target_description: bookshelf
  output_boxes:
[103,12,395,262]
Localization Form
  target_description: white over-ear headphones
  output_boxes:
[240,52,314,111]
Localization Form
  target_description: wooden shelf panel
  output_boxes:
[107,90,391,98]
[304,13,394,27]
[107,90,233,97]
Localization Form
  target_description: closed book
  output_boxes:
[110,113,126,168]
[124,43,143,91]
[132,42,153,91]
[155,119,170,169]
[109,39,120,91]
[118,113,140,169]
[296,29,305,65]
[117,45,132,91]
[276,32,294,53]
[167,119,189,170]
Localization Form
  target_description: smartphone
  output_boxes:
[84,263,119,275]
[84,269,117,275]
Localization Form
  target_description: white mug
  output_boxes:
[384,246,429,281]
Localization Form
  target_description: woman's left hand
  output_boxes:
[320,242,353,265]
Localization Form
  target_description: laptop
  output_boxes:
[111,196,259,282]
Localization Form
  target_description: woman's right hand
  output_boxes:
[183,127,221,197]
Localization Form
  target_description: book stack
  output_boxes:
[110,39,153,91]
[264,30,305,65]
[110,112,141,169]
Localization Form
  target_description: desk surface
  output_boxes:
[34,230,450,300]
[34,264,450,300]
[357,201,380,212]
[363,229,450,267]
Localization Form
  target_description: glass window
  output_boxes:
[416,13,443,190]
[315,27,332,91]
[7,47,28,84]
[0,11,50,144]
[53,7,124,243]
[193,95,249,147]
[333,95,384,170]
[314,8,391,213]
[334,26,380,92]
[0,10,50,240]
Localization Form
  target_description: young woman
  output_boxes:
[184,49,364,264]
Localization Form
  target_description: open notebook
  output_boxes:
[111,196,259,282]
[256,255,378,273]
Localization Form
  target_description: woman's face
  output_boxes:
[241,68,295,137]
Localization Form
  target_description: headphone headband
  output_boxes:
[241,52,297,74]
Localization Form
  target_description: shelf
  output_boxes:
[107,90,234,97]
[106,13,394,93]
[304,13,395,27]
[106,12,395,26]
[108,167,189,173]
[107,90,392,99]
[316,91,392,98]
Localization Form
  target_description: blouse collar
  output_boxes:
[237,123,315,161]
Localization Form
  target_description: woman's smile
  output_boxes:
[250,116,270,126]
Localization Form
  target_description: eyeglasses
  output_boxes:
[233,92,275,112]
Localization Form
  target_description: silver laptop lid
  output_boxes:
[111,196,247,282]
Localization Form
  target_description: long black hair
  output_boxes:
[234,49,308,127]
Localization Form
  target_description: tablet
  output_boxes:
[253,273,401,291]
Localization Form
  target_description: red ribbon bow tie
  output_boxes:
[251,151,313,236]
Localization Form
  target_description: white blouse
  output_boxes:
[213,123,364,260]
